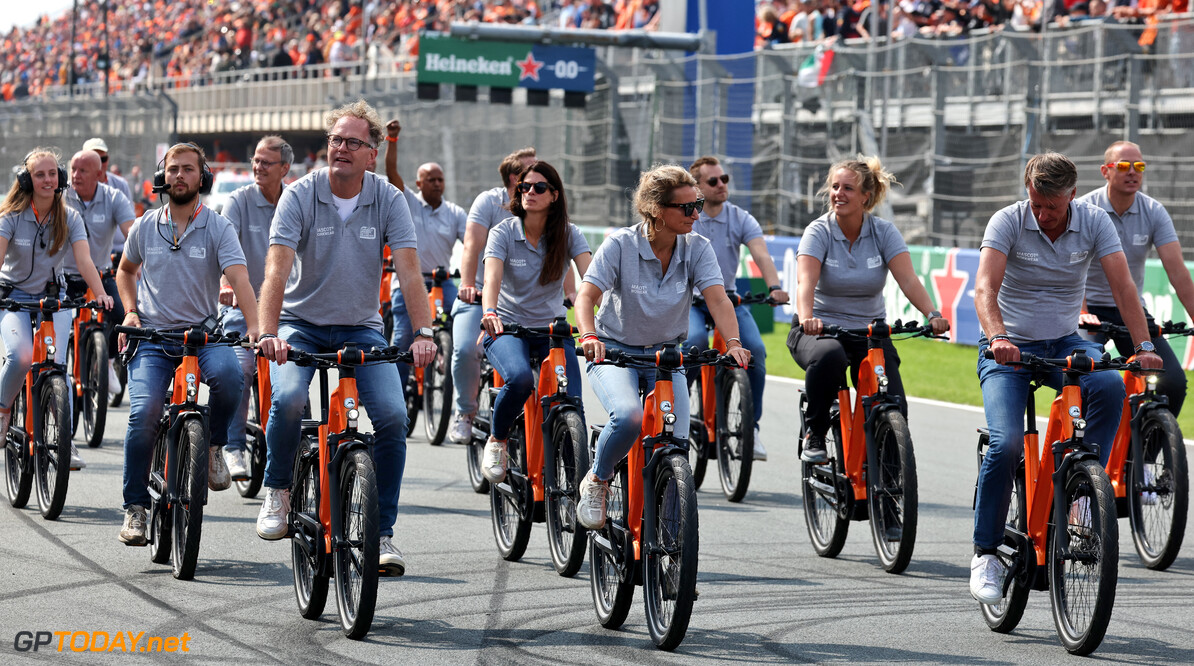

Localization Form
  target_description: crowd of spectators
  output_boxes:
[1,0,660,101]
[756,0,1191,46]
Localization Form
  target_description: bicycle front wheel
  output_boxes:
[715,367,755,502]
[5,386,31,508]
[1048,458,1118,656]
[867,410,918,573]
[236,378,266,498]
[34,375,72,520]
[335,447,379,640]
[82,330,108,449]
[545,409,589,577]
[687,375,709,489]
[802,421,850,557]
[467,370,495,494]
[171,419,207,580]
[404,371,420,438]
[644,453,699,651]
[490,422,532,561]
[1128,409,1188,570]
[422,330,454,446]
[148,430,172,564]
[292,436,328,619]
[589,462,634,629]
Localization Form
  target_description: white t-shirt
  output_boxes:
[332,193,359,222]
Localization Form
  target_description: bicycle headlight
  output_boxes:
[185,372,198,399]
[45,344,56,357]
[1147,374,1159,386]
[1073,418,1087,432]
[347,408,360,425]
[663,412,677,425]
[555,365,568,389]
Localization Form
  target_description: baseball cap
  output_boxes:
[82,137,108,153]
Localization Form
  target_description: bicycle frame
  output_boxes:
[69,285,107,404]
[1105,360,1152,504]
[411,268,453,399]
[22,308,69,458]
[694,330,726,446]
[255,354,272,430]
[833,326,903,505]
[378,247,393,318]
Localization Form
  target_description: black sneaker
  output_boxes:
[800,432,828,464]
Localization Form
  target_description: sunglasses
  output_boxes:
[662,199,706,216]
[518,181,554,195]
[1106,161,1146,173]
[705,174,730,187]
[99,155,109,163]
[327,134,372,151]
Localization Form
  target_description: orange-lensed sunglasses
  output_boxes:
[1106,161,1146,173]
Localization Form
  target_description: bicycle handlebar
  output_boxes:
[422,267,461,282]
[981,348,1144,374]
[1079,319,1193,339]
[0,297,99,313]
[114,325,246,346]
[802,319,945,340]
[692,291,781,308]
[578,345,746,371]
[287,345,414,368]
[486,319,577,339]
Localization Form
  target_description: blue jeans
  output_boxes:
[122,340,242,509]
[482,332,583,440]
[451,300,484,416]
[588,341,689,480]
[391,278,457,389]
[218,306,255,453]
[686,301,766,423]
[973,334,1125,551]
[263,321,408,537]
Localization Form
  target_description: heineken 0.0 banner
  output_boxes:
[418,35,596,92]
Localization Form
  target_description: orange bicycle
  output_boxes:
[67,269,115,450]
[236,352,272,499]
[976,348,1131,655]
[800,319,938,574]
[403,267,456,445]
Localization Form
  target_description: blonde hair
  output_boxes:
[326,99,385,148]
[1023,152,1077,196]
[818,155,899,214]
[634,165,698,241]
[0,148,69,256]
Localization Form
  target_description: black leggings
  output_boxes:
[787,327,906,437]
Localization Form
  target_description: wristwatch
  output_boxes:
[928,310,942,320]
[416,327,434,340]
[1135,340,1156,354]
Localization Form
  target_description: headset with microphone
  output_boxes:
[152,142,214,195]
[17,151,68,194]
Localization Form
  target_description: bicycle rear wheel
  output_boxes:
[590,462,635,629]
[490,422,532,561]
[34,375,72,520]
[82,330,108,449]
[292,436,328,619]
[68,336,82,439]
[335,447,379,640]
[687,375,709,489]
[404,370,420,438]
[715,368,754,502]
[802,420,850,557]
[467,370,495,494]
[109,358,126,407]
[1048,458,1118,656]
[148,429,172,564]
[644,452,699,651]
[980,463,1030,633]
[1128,409,1188,570]
[867,410,918,573]
[546,410,589,577]
[236,378,266,498]
[5,386,31,508]
[423,330,454,446]
[171,419,207,580]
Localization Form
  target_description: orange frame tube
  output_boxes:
[1104,364,1144,500]
[1025,384,1079,565]
[319,375,359,553]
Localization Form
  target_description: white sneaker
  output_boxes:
[1142,467,1159,506]
[0,409,10,440]
[119,505,148,546]
[577,474,609,529]
[69,442,86,470]
[969,553,1005,605]
[107,361,120,397]
[752,426,767,461]
[379,535,406,577]
[1069,496,1091,529]
[256,487,290,540]
[482,437,508,483]
[448,413,474,444]
[208,446,231,490]
[225,448,249,481]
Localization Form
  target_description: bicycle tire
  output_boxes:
[1048,458,1118,656]
[5,386,31,508]
[867,410,919,573]
[148,429,172,564]
[236,378,265,498]
[68,335,82,439]
[404,370,420,438]
[34,375,72,520]
[109,359,125,407]
[334,447,379,640]
[82,330,108,449]
[589,461,635,629]
[716,367,754,502]
[292,436,328,619]
[467,369,495,494]
[802,419,850,557]
[980,462,1030,633]
[644,452,699,651]
[171,419,207,580]
[489,422,532,561]
[423,330,454,446]
[687,375,709,489]
[545,409,589,577]
[1127,409,1188,570]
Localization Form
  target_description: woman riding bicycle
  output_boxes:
[479,161,592,483]
[574,165,750,529]
[0,149,114,460]
[787,156,949,464]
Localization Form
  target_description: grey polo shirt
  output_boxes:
[981,199,1122,343]
[62,182,135,275]
[1078,186,1179,308]
[223,183,281,293]
[466,186,511,287]
[692,201,764,292]
[584,223,722,346]
[271,168,417,330]
[105,172,132,204]
[401,188,467,274]
[0,207,87,293]
[484,217,590,327]
[123,205,246,330]
[798,213,909,329]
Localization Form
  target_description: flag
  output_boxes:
[797,45,835,88]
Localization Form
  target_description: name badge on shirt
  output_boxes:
[1069,250,1089,264]
[359,227,377,240]
[867,256,882,269]
[189,247,207,259]
[1132,234,1149,246]
[92,213,105,225]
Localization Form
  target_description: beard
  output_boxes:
[168,186,199,206]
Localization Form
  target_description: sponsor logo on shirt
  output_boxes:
[675,281,686,293]
[825,258,840,268]
[14,238,31,247]
[92,213,105,225]
[359,227,377,240]
[510,258,528,268]
[1132,234,1149,246]
[1069,250,1089,264]
[248,225,263,233]
[630,284,648,295]
[1015,251,1039,262]
[189,247,206,259]
[867,256,882,269]
[147,246,163,255]
[316,227,335,237]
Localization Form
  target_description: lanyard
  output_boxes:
[166,202,203,247]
